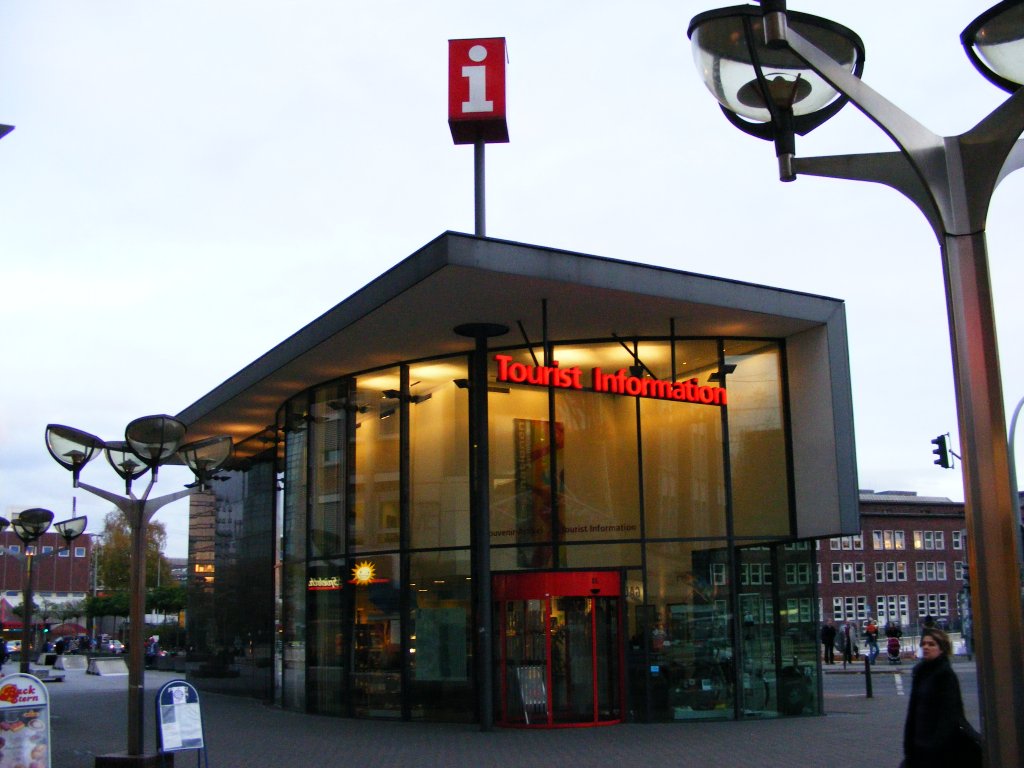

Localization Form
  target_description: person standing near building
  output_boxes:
[821,620,837,664]
[902,627,981,767]
[838,622,854,667]
[864,617,879,664]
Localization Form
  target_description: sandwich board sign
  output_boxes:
[0,673,51,768]
[156,679,207,767]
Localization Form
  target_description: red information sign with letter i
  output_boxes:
[448,37,509,144]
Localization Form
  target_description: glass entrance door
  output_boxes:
[494,571,622,727]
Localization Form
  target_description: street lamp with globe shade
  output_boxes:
[0,508,87,674]
[45,415,232,766]
[688,1,1024,764]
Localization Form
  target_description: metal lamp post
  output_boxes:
[12,508,53,675]
[688,2,1024,765]
[3,509,87,674]
[45,416,232,765]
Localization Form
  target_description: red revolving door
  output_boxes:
[494,571,623,727]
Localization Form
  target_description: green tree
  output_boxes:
[11,599,40,619]
[95,509,173,592]
[148,583,186,615]
[55,599,85,625]
[86,592,130,620]
[38,598,60,627]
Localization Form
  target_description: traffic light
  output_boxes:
[931,434,952,468]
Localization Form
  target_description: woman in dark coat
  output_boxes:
[902,627,979,767]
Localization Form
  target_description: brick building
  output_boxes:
[816,491,970,634]
[0,527,94,636]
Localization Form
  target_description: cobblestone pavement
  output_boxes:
[31,661,978,768]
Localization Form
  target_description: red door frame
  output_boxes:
[493,570,624,728]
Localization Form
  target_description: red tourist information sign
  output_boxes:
[448,37,509,144]
[494,354,728,406]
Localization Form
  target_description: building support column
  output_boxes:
[456,322,508,731]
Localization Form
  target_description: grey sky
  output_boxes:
[1,2,1021,556]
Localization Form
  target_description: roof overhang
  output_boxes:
[177,232,858,536]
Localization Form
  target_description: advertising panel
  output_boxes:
[0,673,50,768]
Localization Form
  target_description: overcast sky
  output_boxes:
[2,2,1022,557]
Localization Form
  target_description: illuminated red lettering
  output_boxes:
[504,358,725,406]
[495,355,583,390]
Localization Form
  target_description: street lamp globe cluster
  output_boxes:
[45,415,232,763]
[688,1,1024,765]
[0,508,87,673]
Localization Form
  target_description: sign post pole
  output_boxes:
[448,37,509,238]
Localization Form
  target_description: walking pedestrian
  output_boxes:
[839,622,853,667]
[820,621,837,664]
[901,627,981,768]
[864,617,879,664]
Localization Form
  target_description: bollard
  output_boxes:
[864,655,873,698]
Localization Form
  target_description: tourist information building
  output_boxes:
[179,232,858,727]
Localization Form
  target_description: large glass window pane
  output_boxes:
[307,559,348,715]
[282,398,309,563]
[642,541,734,721]
[310,386,347,559]
[409,359,470,549]
[280,399,309,711]
[354,369,401,553]
[562,542,642,570]
[544,346,638,544]
[777,543,819,716]
[641,340,726,539]
[281,561,306,710]
[351,554,401,717]
[726,342,791,538]
[737,545,777,716]
[409,550,473,721]
[551,343,640,542]
[488,349,553,567]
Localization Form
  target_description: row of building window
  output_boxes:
[830,561,965,583]
[734,562,816,586]
[5,545,87,557]
[738,559,966,586]
[831,594,951,622]
[827,530,966,552]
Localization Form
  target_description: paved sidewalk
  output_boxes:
[34,663,974,768]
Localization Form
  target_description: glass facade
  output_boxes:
[189,337,821,724]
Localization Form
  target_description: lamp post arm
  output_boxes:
[996,139,1024,189]
[962,83,1024,192]
[75,481,194,524]
[780,23,962,232]
[139,487,195,525]
[781,24,941,158]
[793,151,944,240]
[76,482,135,515]
[782,22,1024,238]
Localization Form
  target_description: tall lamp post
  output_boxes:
[45,417,232,766]
[0,509,87,674]
[688,2,1024,765]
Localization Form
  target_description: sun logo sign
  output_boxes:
[351,561,377,585]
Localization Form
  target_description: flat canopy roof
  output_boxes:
[178,232,846,445]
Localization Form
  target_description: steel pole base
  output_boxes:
[95,752,173,768]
